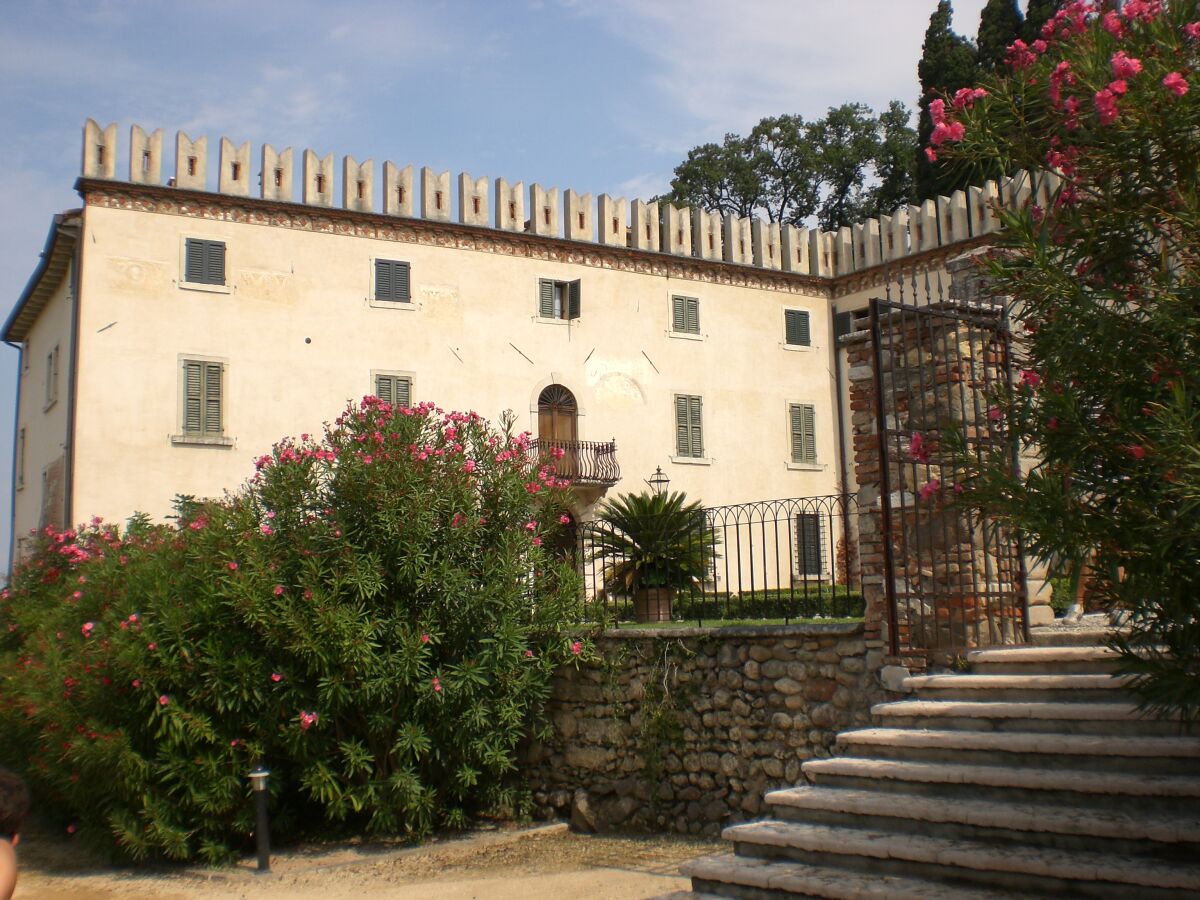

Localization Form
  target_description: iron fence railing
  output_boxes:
[529,439,620,486]
[577,494,862,626]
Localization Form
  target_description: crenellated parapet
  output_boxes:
[78,119,1058,282]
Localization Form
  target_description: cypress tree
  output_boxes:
[977,0,1024,72]
[1022,0,1064,42]
[915,1,979,199]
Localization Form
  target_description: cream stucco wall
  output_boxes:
[12,266,74,552]
[69,203,841,527]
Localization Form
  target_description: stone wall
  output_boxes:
[526,623,885,836]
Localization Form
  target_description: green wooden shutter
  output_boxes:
[375,260,392,300]
[375,374,394,404]
[567,280,581,319]
[396,376,412,408]
[207,241,226,285]
[203,363,222,433]
[675,395,690,456]
[185,239,206,283]
[686,297,700,334]
[538,279,555,317]
[785,309,810,346]
[395,261,410,301]
[184,361,203,433]
[688,396,703,457]
[834,310,854,338]
[672,296,686,332]
[796,513,822,575]
[790,404,804,462]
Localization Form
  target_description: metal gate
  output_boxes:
[868,293,1029,657]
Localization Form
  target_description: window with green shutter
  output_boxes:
[795,512,823,575]
[374,373,413,408]
[671,295,700,334]
[784,309,811,347]
[538,278,581,320]
[182,360,223,436]
[674,394,704,458]
[789,403,817,464]
[374,259,411,302]
[184,239,226,285]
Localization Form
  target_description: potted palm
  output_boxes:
[586,490,718,623]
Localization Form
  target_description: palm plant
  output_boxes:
[586,491,719,599]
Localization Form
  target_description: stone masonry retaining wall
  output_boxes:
[526,623,885,836]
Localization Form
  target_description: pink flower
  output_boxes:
[451,512,467,528]
[928,98,946,125]
[571,641,582,656]
[919,480,941,501]
[462,459,476,473]
[951,87,987,110]
[148,642,157,651]
[128,613,139,623]
[1163,72,1189,97]
[81,621,94,637]
[1111,51,1142,80]
[1047,417,1059,431]
[273,585,284,596]
[532,537,543,547]
[228,562,238,571]
[524,520,538,532]
[131,679,141,688]
[524,650,534,658]
[230,739,241,748]
[1006,39,1037,70]
[550,446,566,460]
[158,694,170,707]
[908,432,929,464]
[1108,79,1128,96]
[271,672,283,683]
[1186,22,1200,40]
[559,514,571,525]
[1094,89,1119,125]
[924,147,938,163]
[66,824,76,835]
[266,510,276,519]
[432,677,442,693]
[1102,11,1125,38]
[1127,445,1147,460]
[953,483,964,495]
[260,523,273,536]
[421,633,430,644]
[299,710,319,730]
[930,120,965,146]
[1021,370,1042,389]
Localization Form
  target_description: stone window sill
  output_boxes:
[171,434,235,447]
[668,331,705,342]
[671,455,712,466]
[369,297,418,311]
[179,280,232,295]
[786,461,824,471]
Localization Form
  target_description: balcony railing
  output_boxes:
[530,439,620,487]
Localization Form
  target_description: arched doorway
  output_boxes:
[538,384,578,478]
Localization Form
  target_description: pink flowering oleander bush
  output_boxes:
[934,0,1200,721]
[0,398,587,863]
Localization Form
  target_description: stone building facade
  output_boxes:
[3,119,1049,569]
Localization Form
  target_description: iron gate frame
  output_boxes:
[868,294,1030,657]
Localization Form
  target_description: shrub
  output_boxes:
[0,399,586,863]
[674,587,865,622]
[934,1,1200,719]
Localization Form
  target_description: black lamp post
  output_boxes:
[645,466,670,496]
[248,767,271,873]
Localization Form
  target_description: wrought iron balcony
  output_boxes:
[530,439,620,487]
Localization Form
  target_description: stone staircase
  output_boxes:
[672,644,1200,898]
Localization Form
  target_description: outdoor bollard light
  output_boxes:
[645,466,670,496]
[248,767,271,873]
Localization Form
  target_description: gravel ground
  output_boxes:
[13,822,723,899]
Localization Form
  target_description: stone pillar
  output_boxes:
[174,132,207,190]
[630,200,660,251]
[219,139,251,196]
[459,172,489,226]
[82,119,117,179]
[261,145,294,201]
[597,195,628,247]
[529,184,560,237]
[384,162,414,216]
[564,189,593,241]
[421,167,451,221]
[495,178,524,232]
[343,156,374,213]
[129,125,162,185]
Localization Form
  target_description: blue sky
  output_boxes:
[0,0,993,568]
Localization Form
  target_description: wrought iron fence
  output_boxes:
[577,494,862,626]
[529,439,620,486]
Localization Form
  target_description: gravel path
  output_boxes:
[14,822,721,899]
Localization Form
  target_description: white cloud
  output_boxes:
[575,0,989,142]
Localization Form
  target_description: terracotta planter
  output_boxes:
[633,586,676,623]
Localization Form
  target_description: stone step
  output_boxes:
[723,820,1200,897]
[967,645,1123,675]
[684,853,1017,899]
[801,756,1200,812]
[902,672,1136,703]
[836,727,1200,774]
[1030,624,1114,647]
[765,784,1200,857]
[873,699,1188,736]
